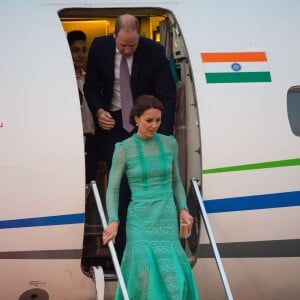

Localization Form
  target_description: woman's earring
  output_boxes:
[136,123,139,127]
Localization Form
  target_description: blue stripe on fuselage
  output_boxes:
[0,213,85,229]
[204,190,300,213]
[1,191,300,228]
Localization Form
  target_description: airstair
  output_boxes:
[81,180,128,299]
[85,179,233,300]
[190,178,233,300]
[90,181,129,300]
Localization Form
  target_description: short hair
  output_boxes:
[115,14,140,36]
[129,95,164,127]
[67,30,86,46]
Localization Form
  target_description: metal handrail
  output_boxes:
[191,178,234,300]
[91,181,129,300]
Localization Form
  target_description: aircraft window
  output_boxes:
[287,86,300,137]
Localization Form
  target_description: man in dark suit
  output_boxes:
[84,14,176,260]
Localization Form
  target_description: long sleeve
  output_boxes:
[106,143,127,222]
[83,36,115,116]
[83,38,103,116]
[170,136,188,210]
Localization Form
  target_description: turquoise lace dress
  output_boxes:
[106,133,199,300]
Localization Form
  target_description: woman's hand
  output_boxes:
[180,209,194,225]
[102,221,119,245]
[179,209,193,239]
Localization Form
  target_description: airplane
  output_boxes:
[1,0,300,299]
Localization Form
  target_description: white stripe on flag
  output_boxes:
[203,61,269,73]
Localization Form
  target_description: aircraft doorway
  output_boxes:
[58,6,201,279]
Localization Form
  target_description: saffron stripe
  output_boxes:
[201,52,267,62]
[0,213,85,229]
[204,191,300,213]
[205,71,271,83]
[203,158,300,174]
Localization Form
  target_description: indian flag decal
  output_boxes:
[201,51,272,84]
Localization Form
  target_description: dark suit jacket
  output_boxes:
[84,35,176,135]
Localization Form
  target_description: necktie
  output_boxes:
[120,56,133,132]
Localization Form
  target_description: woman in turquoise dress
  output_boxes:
[103,95,199,299]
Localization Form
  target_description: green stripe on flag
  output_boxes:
[203,158,300,174]
[205,72,271,83]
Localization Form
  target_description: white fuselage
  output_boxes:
[1,1,300,299]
